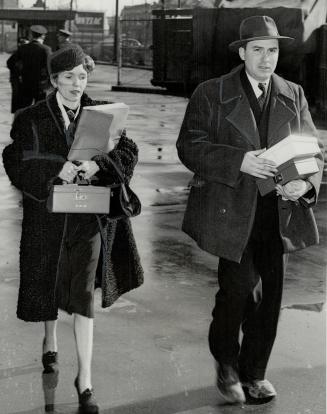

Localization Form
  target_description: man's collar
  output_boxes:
[245,71,270,98]
[219,64,296,103]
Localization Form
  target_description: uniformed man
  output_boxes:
[57,29,72,49]
[8,25,51,110]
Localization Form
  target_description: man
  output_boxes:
[57,29,72,49]
[6,38,29,113]
[9,25,51,110]
[177,15,323,404]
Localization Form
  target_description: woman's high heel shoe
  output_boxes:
[74,377,99,414]
[42,338,58,373]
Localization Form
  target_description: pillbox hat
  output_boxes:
[48,43,85,75]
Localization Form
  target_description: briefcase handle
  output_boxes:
[61,175,91,186]
[62,159,123,186]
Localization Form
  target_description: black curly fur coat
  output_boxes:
[2,91,144,322]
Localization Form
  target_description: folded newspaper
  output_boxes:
[68,103,129,161]
[257,134,320,166]
[256,134,321,195]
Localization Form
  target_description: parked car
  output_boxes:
[85,38,145,65]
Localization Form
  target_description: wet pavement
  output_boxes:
[0,55,326,414]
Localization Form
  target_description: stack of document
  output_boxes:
[68,102,129,161]
[256,134,320,196]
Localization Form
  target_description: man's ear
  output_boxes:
[239,46,245,61]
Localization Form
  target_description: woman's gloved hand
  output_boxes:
[58,161,79,183]
[76,160,100,180]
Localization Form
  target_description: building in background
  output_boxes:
[69,10,107,50]
[121,3,152,47]
[0,0,19,52]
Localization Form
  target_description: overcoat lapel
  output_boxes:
[222,65,261,149]
[221,67,298,150]
[226,97,261,149]
[267,73,297,147]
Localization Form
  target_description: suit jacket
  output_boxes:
[177,64,324,263]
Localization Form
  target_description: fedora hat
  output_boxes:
[229,15,294,52]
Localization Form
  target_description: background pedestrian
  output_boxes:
[6,37,29,113]
[8,25,51,110]
[57,29,72,49]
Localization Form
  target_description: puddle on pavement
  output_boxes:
[150,186,189,207]
[282,302,325,312]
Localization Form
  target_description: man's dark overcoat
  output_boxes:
[177,65,324,263]
[17,40,51,88]
[7,50,23,113]
[9,40,51,108]
[2,92,143,322]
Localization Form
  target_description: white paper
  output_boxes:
[258,134,320,166]
[68,103,129,161]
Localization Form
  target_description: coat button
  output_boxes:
[219,208,226,214]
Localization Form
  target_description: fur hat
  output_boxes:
[48,44,86,75]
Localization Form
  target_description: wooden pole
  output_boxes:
[69,0,73,31]
[1,0,4,52]
[115,0,121,85]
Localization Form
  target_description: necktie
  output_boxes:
[65,109,76,148]
[257,83,267,110]
[66,109,75,122]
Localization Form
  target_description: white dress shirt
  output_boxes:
[245,71,270,98]
[56,91,80,130]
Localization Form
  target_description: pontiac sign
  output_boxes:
[74,12,104,31]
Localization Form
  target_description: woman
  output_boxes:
[2,44,143,414]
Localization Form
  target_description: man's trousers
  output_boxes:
[208,233,287,381]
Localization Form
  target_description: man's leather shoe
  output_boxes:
[74,377,99,414]
[242,379,277,400]
[216,364,246,404]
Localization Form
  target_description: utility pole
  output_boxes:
[1,0,4,53]
[69,0,74,31]
[115,0,121,85]
[114,0,119,59]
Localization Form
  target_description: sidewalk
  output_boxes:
[0,55,325,414]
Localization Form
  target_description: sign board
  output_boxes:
[74,12,104,31]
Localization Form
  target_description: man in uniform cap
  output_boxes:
[177,15,323,405]
[57,29,72,49]
[8,24,51,110]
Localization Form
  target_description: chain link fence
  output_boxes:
[73,18,153,69]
